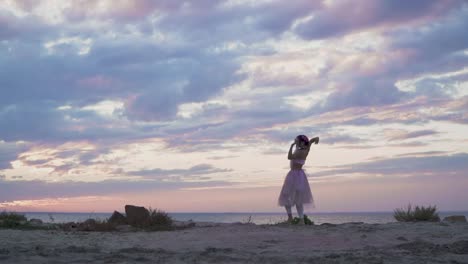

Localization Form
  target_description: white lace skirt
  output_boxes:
[278,169,314,207]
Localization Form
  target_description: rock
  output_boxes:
[443,215,467,223]
[29,219,44,227]
[29,218,43,225]
[125,205,150,226]
[108,211,127,225]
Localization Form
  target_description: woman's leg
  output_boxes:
[296,203,304,221]
[285,205,293,222]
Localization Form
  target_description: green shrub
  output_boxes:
[292,214,314,225]
[0,211,28,228]
[146,208,173,230]
[394,204,440,222]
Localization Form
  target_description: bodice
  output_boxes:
[290,159,305,170]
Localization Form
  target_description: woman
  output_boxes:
[278,135,319,224]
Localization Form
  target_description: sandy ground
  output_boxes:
[1,222,468,263]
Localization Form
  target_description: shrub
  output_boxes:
[0,211,28,228]
[394,204,440,222]
[146,208,173,230]
[292,214,314,225]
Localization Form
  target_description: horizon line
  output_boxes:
[13,210,468,214]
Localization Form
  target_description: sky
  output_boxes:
[0,0,467,213]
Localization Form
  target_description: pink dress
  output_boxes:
[278,159,315,207]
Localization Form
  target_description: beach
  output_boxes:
[1,221,467,263]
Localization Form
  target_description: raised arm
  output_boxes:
[310,136,319,145]
[287,142,296,160]
[302,136,319,155]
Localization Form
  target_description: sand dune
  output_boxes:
[1,222,467,263]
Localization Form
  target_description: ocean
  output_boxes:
[22,211,468,225]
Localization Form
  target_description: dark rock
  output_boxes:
[125,205,150,226]
[108,211,127,225]
[29,218,43,224]
[397,236,408,241]
[443,215,467,223]
[29,218,44,228]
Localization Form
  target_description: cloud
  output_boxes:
[0,177,236,203]
[385,129,439,141]
[62,0,165,22]
[127,164,233,179]
[396,151,449,157]
[323,78,407,110]
[2,0,464,148]
[309,153,468,178]
[0,141,29,169]
[0,9,46,40]
[389,6,468,60]
[295,0,464,40]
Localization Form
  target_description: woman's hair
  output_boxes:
[296,135,309,146]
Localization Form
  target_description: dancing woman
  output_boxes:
[278,135,319,224]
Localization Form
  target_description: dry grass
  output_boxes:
[394,204,440,222]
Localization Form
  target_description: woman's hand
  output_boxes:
[311,137,319,144]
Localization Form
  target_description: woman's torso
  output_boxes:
[290,159,305,170]
[290,148,308,169]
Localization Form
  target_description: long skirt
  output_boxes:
[278,169,314,207]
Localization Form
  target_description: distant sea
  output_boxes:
[22,211,468,225]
